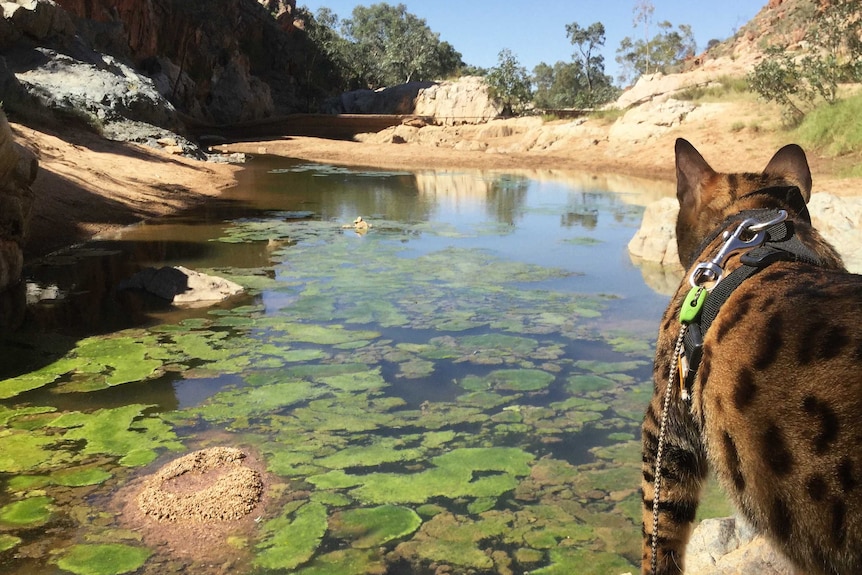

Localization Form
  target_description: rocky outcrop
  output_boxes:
[0,110,37,292]
[117,265,244,306]
[413,76,502,125]
[1,0,327,135]
[328,77,503,125]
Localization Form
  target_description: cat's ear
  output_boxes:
[675,138,714,207]
[763,144,812,202]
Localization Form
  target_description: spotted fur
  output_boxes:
[641,139,862,575]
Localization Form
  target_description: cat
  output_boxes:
[641,138,862,575]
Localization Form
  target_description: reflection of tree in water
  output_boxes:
[320,175,437,223]
[561,191,602,230]
[485,175,530,225]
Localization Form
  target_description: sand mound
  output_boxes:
[136,447,263,522]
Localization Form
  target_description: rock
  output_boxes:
[1,0,75,40]
[609,98,697,145]
[15,47,182,133]
[413,76,502,125]
[136,447,263,522]
[686,516,796,574]
[3,0,311,127]
[118,265,243,305]
[0,110,37,293]
[327,77,502,126]
[326,81,436,115]
[808,192,862,274]
[627,197,680,267]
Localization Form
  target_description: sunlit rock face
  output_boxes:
[0,111,37,327]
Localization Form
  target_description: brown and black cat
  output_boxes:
[641,138,862,575]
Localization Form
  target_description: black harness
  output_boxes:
[678,186,825,399]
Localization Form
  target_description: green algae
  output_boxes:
[255,501,328,571]
[49,405,182,465]
[531,548,636,575]
[392,512,511,570]
[319,368,387,392]
[294,549,383,575]
[488,369,555,391]
[574,359,647,376]
[55,543,151,575]
[52,467,112,487]
[281,323,380,346]
[0,430,64,473]
[190,378,326,424]
[318,440,424,470]
[0,534,21,552]
[566,374,618,393]
[347,447,533,505]
[0,495,53,526]
[329,505,422,548]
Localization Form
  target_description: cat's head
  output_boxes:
[674,138,812,268]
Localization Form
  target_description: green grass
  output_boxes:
[588,108,626,124]
[797,94,862,156]
[675,75,751,102]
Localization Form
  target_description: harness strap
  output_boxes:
[681,205,825,395]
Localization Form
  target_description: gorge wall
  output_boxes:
[2,0,333,127]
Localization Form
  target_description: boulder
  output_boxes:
[627,197,680,267]
[1,0,75,41]
[326,82,435,115]
[118,266,243,305]
[15,48,182,133]
[686,516,796,574]
[327,77,502,126]
[413,76,502,125]
[808,192,862,274]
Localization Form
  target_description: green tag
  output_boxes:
[679,287,707,324]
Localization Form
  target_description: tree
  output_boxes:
[615,20,696,84]
[633,0,655,75]
[747,0,862,123]
[486,49,532,116]
[564,21,618,107]
[565,22,605,93]
[532,61,581,109]
[295,7,357,108]
[341,3,462,88]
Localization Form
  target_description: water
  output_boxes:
[0,158,724,575]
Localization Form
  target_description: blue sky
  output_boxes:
[297,1,765,80]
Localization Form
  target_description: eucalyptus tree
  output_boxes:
[615,20,696,84]
[341,3,462,88]
[486,48,533,116]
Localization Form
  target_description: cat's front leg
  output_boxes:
[641,382,708,575]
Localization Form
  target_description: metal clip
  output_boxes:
[689,210,787,289]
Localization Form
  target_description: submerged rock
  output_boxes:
[117,265,243,305]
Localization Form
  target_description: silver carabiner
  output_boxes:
[688,210,787,289]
